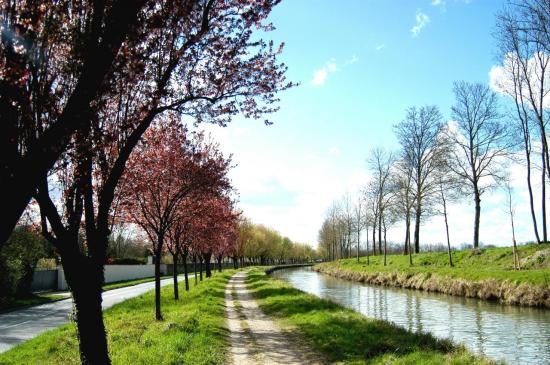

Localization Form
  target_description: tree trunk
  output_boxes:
[408,236,413,266]
[372,222,377,255]
[193,255,198,285]
[356,227,360,263]
[204,252,212,278]
[199,257,203,281]
[63,256,110,364]
[442,195,453,267]
[383,227,387,266]
[473,190,481,249]
[172,253,179,300]
[365,226,370,265]
[183,253,189,291]
[154,248,162,320]
[542,153,547,242]
[526,152,541,243]
[404,213,410,255]
[217,256,222,272]
[378,212,382,255]
[414,205,421,253]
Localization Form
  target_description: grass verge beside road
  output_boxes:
[0,270,234,364]
[246,268,491,365]
[316,244,550,307]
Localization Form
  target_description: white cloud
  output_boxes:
[311,68,328,87]
[311,59,338,87]
[411,10,430,37]
[489,52,550,109]
[431,0,444,5]
[346,55,359,65]
[329,146,341,156]
[375,44,385,51]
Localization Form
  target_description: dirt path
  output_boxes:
[225,271,321,365]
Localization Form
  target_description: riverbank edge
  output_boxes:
[264,263,314,275]
[252,268,492,364]
[314,263,550,308]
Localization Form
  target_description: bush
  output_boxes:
[0,226,49,305]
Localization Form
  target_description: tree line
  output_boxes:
[318,0,550,269]
[0,1,292,363]
[234,219,316,266]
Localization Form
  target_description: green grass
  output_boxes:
[246,268,492,364]
[321,244,550,286]
[0,270,235,365]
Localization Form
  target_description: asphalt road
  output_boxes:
[0,276,182,353]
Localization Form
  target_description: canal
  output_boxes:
[271,266,550,364]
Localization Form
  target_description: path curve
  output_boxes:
[225,271,321,365]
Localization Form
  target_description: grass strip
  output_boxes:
[320,244,550,285]
[246,268,494,365]
[0,270,235,365]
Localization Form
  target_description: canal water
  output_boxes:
[271,267,550,364]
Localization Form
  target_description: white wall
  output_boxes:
[57,264,166,291]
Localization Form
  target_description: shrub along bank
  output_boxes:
[247,268,491,365]
[315,244,550,307]
[0,270,234,364]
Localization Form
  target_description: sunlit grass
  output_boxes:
[246,268,493,364]
[0,270,235,364]
[322,243,550,285]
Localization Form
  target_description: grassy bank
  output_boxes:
[316,244,550,307]
[0,270,234,364]
[246,268,491,364]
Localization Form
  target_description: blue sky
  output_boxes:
[202,0,535,247]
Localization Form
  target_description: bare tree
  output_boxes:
[381,202,399,266]
[367,148,396,256]
[394,106,445,253]
[503,174,521,270]
[393,158,415,265]
[433,156,461,267]
[365,183,379,256]
[340,192,355,259]
[495,1,550,242]
[446,81,511,248]
[353,195,366,263]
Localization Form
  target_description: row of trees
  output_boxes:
[117,119,237,320]
[319,82,511,266]
[0,1,292,363]
[319,0,550,268]
[234,219,316,266]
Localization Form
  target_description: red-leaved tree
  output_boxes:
[30,1,292,362]
[118,119,231,320]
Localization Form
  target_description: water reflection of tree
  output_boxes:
[406,293,414,332]
[414,295,423,332]
[474,309,485,355]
